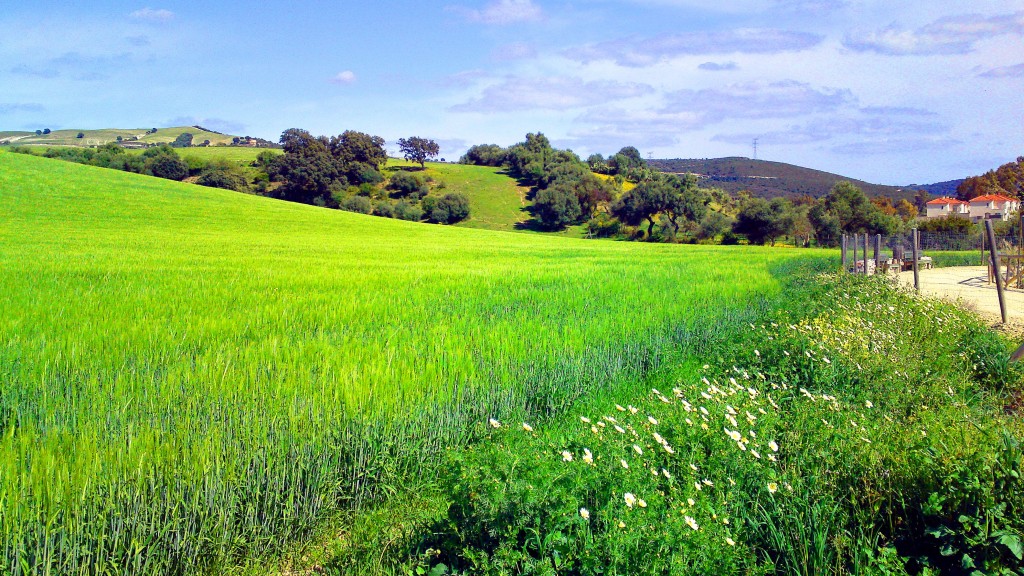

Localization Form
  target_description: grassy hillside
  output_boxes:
[0,150,822,574]
[386,159,531,233]
[651,157,916,201]
[0,125,237,147]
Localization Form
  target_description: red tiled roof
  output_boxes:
[926,197,968,205]
[970,194,1018,203]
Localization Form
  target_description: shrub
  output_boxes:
[76,132,84,139]
[585,211,621,238]
[388,172,428,199]
[197,168,246,191]
[340,195,373,214]
[145,153,188,181]
[373,202,395,218]
[394,201,424,222]
[426,193,470,224]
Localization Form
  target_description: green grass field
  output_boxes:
[0,150,827,574]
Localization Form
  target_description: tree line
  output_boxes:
[460,134,1007,246]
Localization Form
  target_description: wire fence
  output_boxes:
[841,228,1024,291]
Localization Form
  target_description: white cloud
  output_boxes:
[565,29,823,67]
[662,80,853,122]
[698,61,738,71]
[0,103,44,115]
[844,11,1024,55]
[979,63,1024,78]
[129,8,175,22]
[449,0,542,25]
[329,70,357,85]
[450,76,653,112]
[491,42,537,61]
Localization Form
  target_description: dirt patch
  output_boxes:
[898,266,1024,337]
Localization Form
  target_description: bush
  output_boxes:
[197,168,246,191]
[721,230,741,245]
[145,153,188,181]
[388,172,429,199]
[426,193,470,224]
[76,132,84,139]
[340,195,373,214]
[394,201,424,222]
[373,202,395,218]
[585,211,622,238]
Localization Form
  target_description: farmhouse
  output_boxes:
[967,193,1020,221]
[925,196,969,218]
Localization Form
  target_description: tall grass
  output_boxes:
[0,151,829,574]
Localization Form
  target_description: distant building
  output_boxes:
[925,197,969,219]
[967,194,1020,222]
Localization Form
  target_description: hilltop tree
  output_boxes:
[398,136,440,168]
[141,146,188,181]
[460,144,506,166]
[171,133,193,148]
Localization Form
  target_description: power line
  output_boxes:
[752,138,759,160]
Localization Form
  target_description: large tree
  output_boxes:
[733,197,797,246]
[397,136,440,168]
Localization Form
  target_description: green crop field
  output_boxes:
[0,150,828,574]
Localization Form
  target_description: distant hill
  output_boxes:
[0,126,239,148]
[650,157,935,201]
[902,180,964,198]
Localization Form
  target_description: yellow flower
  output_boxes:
[488,418,501,428]
[685,516,699,530]
[648,416,659,426]
[726,537,736,546]
[583,448,594,465]
[580,416,591,423]
[561,451,573,462]
[768,440,779,452]
[638,498,647,508]
[580,508,590,520]
[620,459,629,469]
[624,493,637,508]
[768,482,778,494]
[633,444,643,455]
[522,422,533,432]
[618,521,626,529]
[616,404,626,412]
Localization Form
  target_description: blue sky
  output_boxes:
[1,1,1022,184]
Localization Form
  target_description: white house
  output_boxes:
[967,194,1021,221]
[925,197,970,219]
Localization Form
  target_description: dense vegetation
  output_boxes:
[957,156,1024,200]
[0,150,819,575]
[328,271,1023,575]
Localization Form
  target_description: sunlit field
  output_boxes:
[0,150,826,574]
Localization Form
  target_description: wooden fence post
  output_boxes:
[874,234,881,274]
[853,234,858,274]
[841,234,848,271]
[912,228,920,293]
[985,220,1008,324]
[862,234,869,275]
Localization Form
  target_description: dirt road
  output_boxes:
[898,266,1024,336]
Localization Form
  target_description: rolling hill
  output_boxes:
[650,157,940,201]
[0,125,238,147]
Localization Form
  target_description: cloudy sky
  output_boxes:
[1,1,1022,184]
